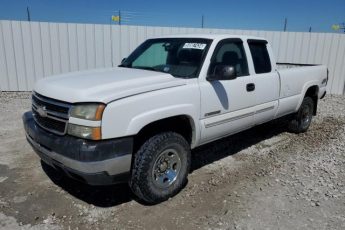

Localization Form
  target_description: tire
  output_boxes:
[288,97,314,133]
[129,132,191,204]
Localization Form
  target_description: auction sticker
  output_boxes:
[183,43,207,50]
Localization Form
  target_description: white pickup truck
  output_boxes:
[23,34,328,204]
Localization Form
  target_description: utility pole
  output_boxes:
[201,15,203,28]
[283,18,287,31]
[26,6,31,21]
[118,10,121,25]
[110,16,113,67]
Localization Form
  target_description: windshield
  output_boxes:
[120,38,212,78]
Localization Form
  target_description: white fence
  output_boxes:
[1,20,345,94]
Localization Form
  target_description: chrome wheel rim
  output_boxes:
[152,149,181,189]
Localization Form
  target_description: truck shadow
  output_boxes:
[191,119,288,171]
[41,160,132,207]
[42,119,288,207]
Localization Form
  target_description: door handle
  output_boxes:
[246,83,255,92]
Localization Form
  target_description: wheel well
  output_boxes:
[305,85,319,115]
[133,115,193,152]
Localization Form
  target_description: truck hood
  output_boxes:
[34,67,187,103]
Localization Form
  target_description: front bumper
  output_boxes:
[23,111,133,185]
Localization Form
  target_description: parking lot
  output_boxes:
[0,92,345,230]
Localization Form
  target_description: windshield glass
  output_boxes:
[120,38,212,78]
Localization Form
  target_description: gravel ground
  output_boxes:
[0,92,344,230]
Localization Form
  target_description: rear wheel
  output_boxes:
[288,97,314,133]
[129,132,191,204]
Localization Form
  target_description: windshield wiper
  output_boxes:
[118,64,131,68]
[119,65,173,75]
[132,66,157,71]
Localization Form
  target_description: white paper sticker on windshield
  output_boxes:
[183,43,207,50]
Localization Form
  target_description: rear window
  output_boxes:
[248,40,271,74]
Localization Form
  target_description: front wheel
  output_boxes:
[288,97,314,133]
[129,132,191,204]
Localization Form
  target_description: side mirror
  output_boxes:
[207,65,237,81]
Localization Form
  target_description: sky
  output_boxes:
[0,0,344,33]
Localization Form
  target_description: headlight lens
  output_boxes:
[70,103,105,120]
[68,124,101,140]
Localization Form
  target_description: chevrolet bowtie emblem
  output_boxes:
[37,106,48,117]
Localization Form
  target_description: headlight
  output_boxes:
[68,124,101,140]
[70,103,105,120]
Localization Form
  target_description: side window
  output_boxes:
[248,41,271,74]
[209,41,249,77]
[132,43,168,67]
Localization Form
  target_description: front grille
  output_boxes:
[32,109,67,134]
[32,92,71,135]
[32,94,69,114]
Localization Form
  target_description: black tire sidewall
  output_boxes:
[130,132,191,203]
[297,97,314,131]
[289,97,314,133]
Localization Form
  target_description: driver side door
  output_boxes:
[199,39,256,144]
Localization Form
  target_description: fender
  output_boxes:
[295,80,319,111]
[126,104,200,148]
[101,82,201,145]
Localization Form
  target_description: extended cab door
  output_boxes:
[246,40,280,125]
[199,39,256,144]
